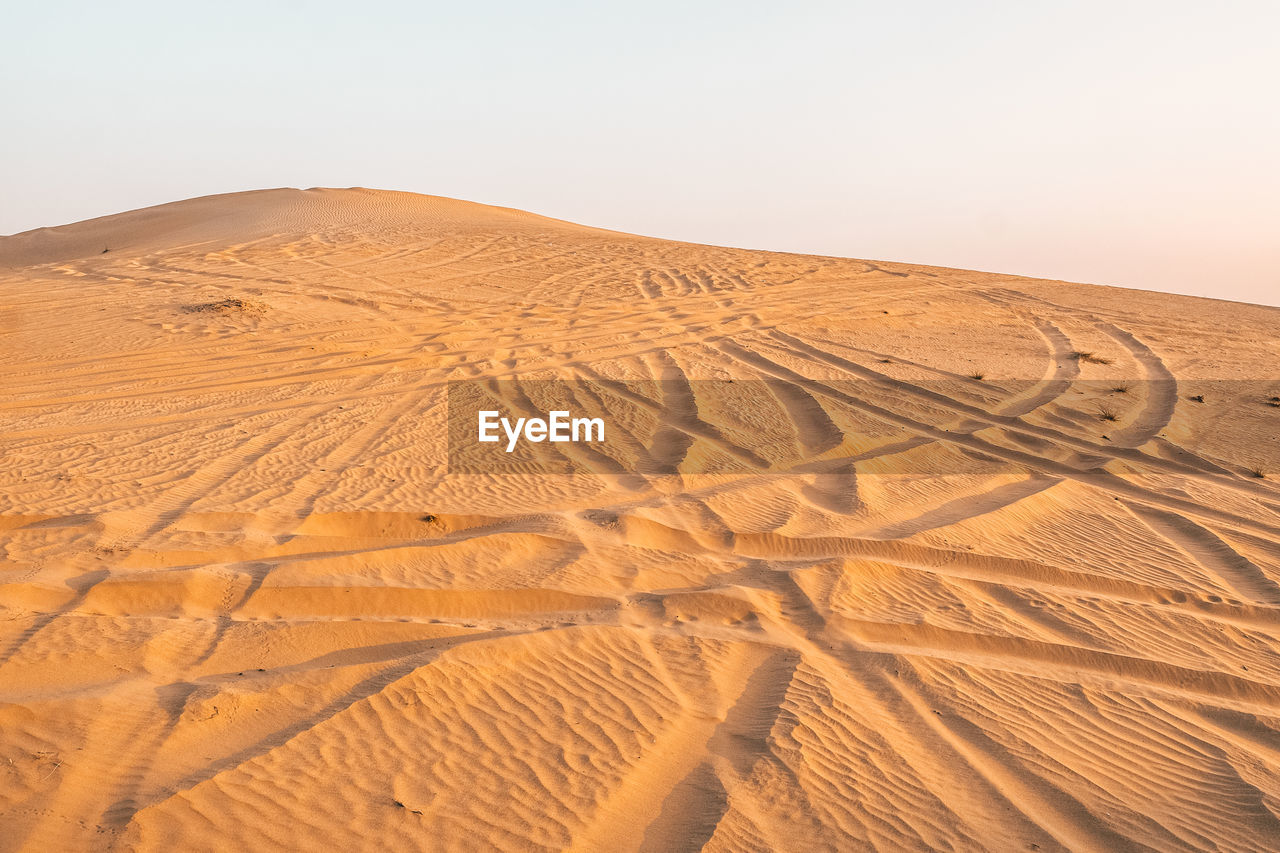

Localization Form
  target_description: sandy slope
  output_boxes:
[2,187,1280,852]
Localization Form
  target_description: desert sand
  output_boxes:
[2,187,1280,851]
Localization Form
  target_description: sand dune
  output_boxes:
[2,187,1279,851]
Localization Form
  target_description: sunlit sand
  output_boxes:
[2,188,1279,851]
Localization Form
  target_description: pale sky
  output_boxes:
[4,1,1277,306]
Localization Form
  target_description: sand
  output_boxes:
[2,187,1280,851]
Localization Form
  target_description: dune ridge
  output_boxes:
[2,188,1279,851]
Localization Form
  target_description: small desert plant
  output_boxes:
[1188,394,1205,403]
[1246,466,1266,479]
[184,297,266,315]
[879,358,893,363]
[420,514,437,523]
[1097,406,1120,422]
[969,371,985,381]
[1268,396,1280,408]
[1110,385,1129,394]
[1070,351,1113,365]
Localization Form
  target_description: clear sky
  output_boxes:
[4,1,1277,306]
